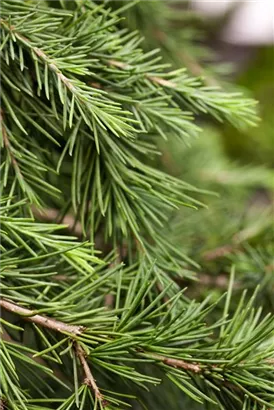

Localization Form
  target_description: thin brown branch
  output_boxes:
[53,274,77,282]
[161,356,201,373]
[0,299,84,336]
[143,351,201,373]
[148,76,177,88]
[75,343,107,406]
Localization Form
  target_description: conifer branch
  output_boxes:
[0,1,272,408]
[144,352,201,373]
[0,19,76,93]
[0,299,84,336]
[75,343,106,406]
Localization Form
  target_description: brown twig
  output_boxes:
[143,352,201,373]
[0,299,108,404]
[75,343,107,406]
[161,356,201,373]
[0,299,84,336]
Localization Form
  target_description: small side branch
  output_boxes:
[0,299,84,336]
[161,356,201,373]
[75,343,107,406]
[142,351,201,373]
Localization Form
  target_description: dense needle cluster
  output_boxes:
[0,1,273,410]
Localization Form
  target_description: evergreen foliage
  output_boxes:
[0,1,273,410]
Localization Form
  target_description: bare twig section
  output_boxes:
[108,59,127,70]
[148,76,177,88]
[161,356,201,373]
[75,343,107,406]
[0,299,84,336]
[143,352,201,373]
[104,293,114,308]
[53,275,77,282]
